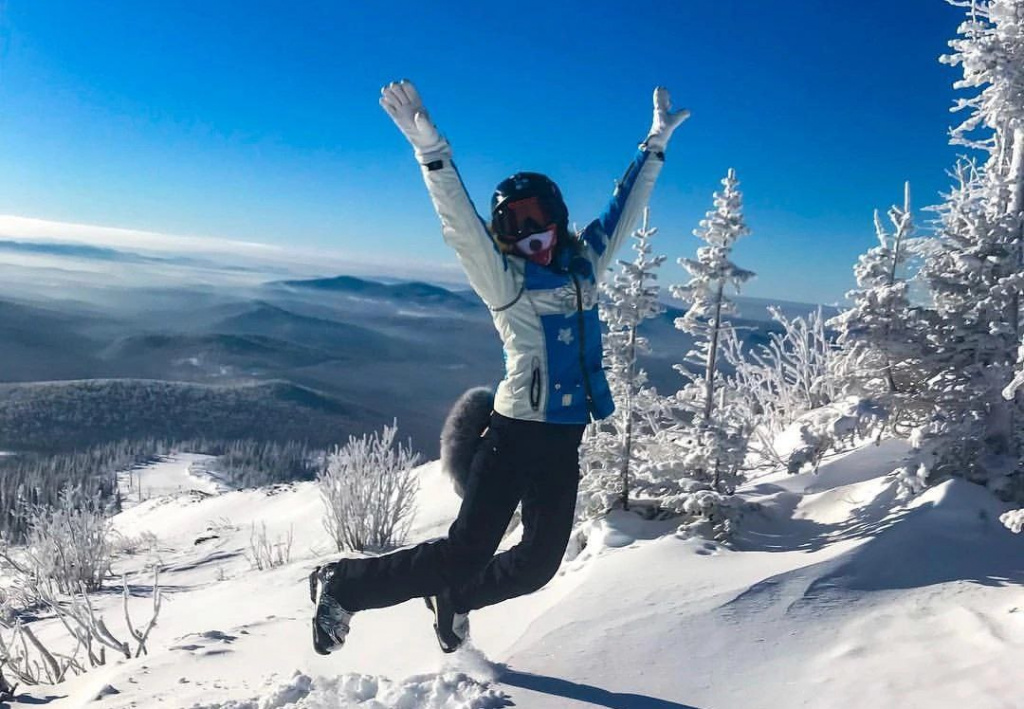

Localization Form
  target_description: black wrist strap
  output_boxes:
[640,143,666,161]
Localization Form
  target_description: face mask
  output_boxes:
[513,227,557,266]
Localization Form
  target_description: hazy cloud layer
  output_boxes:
[0,214,468,291]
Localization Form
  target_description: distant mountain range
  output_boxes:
[0,272,834,457]
[277,275,473,308]
[0,239,141,262]
[0,238,238,270]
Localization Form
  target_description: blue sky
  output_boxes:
[0,1,966,303]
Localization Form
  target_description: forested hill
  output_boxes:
[0,379,370,452]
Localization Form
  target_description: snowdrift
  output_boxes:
[7,444,1021,709]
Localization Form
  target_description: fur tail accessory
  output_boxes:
[439,386,494,497]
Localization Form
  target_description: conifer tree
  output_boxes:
[671,169,755,492]
[909,0,1024,498]
[830,183,929,433]
[598,208,667,509]
[582,209,672,515]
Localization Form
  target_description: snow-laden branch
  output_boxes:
[318,422,420,553]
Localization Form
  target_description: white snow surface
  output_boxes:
[12,445,1023,708]
[116,453,229,509]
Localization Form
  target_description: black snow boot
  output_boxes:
[309,564,354,655]
[424,592,469,653]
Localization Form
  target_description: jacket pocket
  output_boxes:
[529,356,542,412]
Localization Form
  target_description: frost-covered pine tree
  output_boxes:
[671,168,755,492]
[830,183,930,433]
[581,209,670,515]
[599,208,667,508]
[908,0,1024,500]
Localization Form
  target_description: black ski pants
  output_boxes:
[328,412,585,614]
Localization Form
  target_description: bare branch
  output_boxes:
[17,622,61,684]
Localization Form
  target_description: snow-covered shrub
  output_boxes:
[775,397,887,475]
[0,571,161,686]
[246,522,293,571]
[13,487,114,594]
[318,422,420,553]
[1000,509,1024,533]
[581,395,748,533]
[579,418,681,521]
[577,432,622,521]
[110,530,159,558]
[670,385,752,493]
[723,306,847,470]
[671,483,749,543]
[576,459,747,544]
[893,463,931,499]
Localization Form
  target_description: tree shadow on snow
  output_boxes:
[115,582,191,598]
[721,478,1024,617]
[160,549,243,573]
[501,669,703,709]
[733,479,913,554]
[6,693,66,705]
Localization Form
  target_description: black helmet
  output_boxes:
[490,172,569,245]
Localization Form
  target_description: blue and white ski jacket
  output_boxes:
[418,144,664,424]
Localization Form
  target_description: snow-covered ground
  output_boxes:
[116,453,229,509]
[8,444,1023,708]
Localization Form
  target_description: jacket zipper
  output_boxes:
[529,356,542,411]
[571,273,597,420]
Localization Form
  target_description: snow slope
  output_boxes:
[116,453,228,509]
[9,443,1023,709]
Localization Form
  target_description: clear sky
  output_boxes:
[0,1,966,304]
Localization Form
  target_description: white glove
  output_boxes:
[643,86,689,152]
[379,79,448,160]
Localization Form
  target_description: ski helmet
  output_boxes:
[490,173,569,265]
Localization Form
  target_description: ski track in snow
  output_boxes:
[7,447,1023,709]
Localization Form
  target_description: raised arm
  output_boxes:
[578,87,689,277]
[380,80,516,310]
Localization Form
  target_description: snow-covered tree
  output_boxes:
[907,0,1024,501]
[915,161,1020,487]
[581,209,673,516]
[723,306,853,471]
[671,168,755,492]
[318,423,420,552]
[829,183,931,434]
[597,208,666,508]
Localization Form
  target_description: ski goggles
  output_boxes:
[492,195,558,242]
[512,227,557,258]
